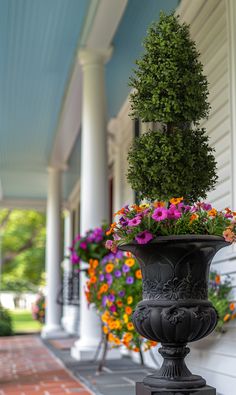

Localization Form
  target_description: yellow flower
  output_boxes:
[123,313,129,323]
[127,322,134,331]
[125,258,135,267]
[224,314,231,322]
[123,332,133,342]
[140,203,150,209]
[127,296,133,305]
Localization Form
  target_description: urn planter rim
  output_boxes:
[118,234,230,248]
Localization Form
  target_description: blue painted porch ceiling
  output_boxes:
[0,0,90,200]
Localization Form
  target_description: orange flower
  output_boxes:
[153,201,165,208]
[133,347,140,352]
[230,303,235,311]
[223,228,235,243]
[103,326,109,334]
[92,259,99,269]
[224,313,231,322]
[215,274,221,284]
[105,263,114,273]
[207,208,217,217]
[170,197,183,205]
[125,306,132,315]
[100,284,109,293]
[135,269,142,279]
[114,337,121,345]
[125,258,135,267]
[106,222,117,235]
[123,332,133,342]
[131,204,143,212]
[90,276,97,284]
[108,333,115,342]
[125,251,132,258]
[117,300,123,307]
[127,322,134,331]
[190,213,199,223]
[113,207,126,217]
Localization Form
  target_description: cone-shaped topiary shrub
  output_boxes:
[127,12,217,202]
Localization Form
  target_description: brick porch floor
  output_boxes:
[0,335,93,395]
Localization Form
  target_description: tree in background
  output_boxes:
[0,209,46,292]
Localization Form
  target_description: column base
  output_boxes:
[61,305,80,335]
[136,383,216,395]
[71,339,121,361]
[41,324,69,339]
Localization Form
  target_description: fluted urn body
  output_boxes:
[119,235,228,390]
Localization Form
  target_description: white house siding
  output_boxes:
[177,1,236,394]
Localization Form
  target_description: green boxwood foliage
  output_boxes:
[0,305,13,336]
[127,127,217,203]
[127,12,217,202]
[129,12,210,124]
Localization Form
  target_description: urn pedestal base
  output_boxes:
[136,383,216,395]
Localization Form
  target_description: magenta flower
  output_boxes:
[110,305,116,313]
[167,206,182,220]
[128,217,142,227]
[152,207,168,221]
[135,230,153,244]
[71,252,80,264]
[126,276,134,284]
[80,241,87,250]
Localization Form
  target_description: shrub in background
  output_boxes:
[0,304,13,336]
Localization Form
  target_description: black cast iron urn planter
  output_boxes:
[119,235,229,394]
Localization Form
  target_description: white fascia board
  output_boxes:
[49,0,128,170]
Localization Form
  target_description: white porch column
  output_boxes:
[42,167,65,338]
[71,48,111,360]
[61,210,79,334]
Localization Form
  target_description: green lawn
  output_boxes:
[10,309,42,333]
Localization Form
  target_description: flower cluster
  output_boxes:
[85,252,156,352]
[70,225,111,266]
[209,272,236,331]
[32,293,45,324]
[106,199,236,250]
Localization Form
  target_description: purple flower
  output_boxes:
[108,294,115,302]
[99,274,105,281]
[122,264,130,273]
[167,206,182,220]
[184,205,191,212]
[126,276,134,284]
[120,217,128,226]
[114,270,122,278]
[106,273,113,285]
[102,296,107,307]
[80,241,87,250]
[110,305,116,313]
[135,230,153,245]
[118,290,125,297]
[202,203,212,211]
[113,233,121,241]
[71,252,80,264]
[152,207,168,221]
[128,216,142,227]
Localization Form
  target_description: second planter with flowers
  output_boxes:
[106,12,236,395]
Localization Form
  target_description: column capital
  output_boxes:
[78,46,113,67]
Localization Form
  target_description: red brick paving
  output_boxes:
[0,336,93,395]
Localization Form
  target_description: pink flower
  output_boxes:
[105,240,117,253]
[135,230,153,244]
[152,207,168,221]
[128,217,142,227]
[168,205,182,220]
[202,203,212,211]
[71,252,80,264]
